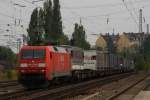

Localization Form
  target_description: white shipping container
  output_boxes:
[84,50,97,71]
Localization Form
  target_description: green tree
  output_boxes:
[52,0,63,40]
[71,23,90,49]
[58,34,70,45]
[141,35,150,70]
[43,0,53,43]
[134,54,145,70]
[27,8,45,45]
[135,35,150,70]
[28,0,69,45]
[51,0,69,45]
[142,35,150,57]
[43,0,69,45]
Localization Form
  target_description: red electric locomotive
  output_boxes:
[17,46,71,88]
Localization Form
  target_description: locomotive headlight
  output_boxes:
[38,63,46,67]
[20,63,27,67]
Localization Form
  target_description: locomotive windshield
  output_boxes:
[21,49,45,59]
[21,50,33,59]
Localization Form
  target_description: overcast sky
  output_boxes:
[0,0,150,52]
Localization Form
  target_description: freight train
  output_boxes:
[17,45,134,88]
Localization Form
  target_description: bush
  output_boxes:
[135,55,145,70]
[0,46,17,63]
[6,70,17,80]
[0,69,17,80]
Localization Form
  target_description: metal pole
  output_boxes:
[37,7,40,41]
[139,9,143,33]
[147,24,149,34]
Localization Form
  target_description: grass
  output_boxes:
[0,69,17,81]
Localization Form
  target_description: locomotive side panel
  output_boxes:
[51,47,71,78]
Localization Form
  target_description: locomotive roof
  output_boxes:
[53,46,67,53]
[58,45,83,50]
[21,46,68,53]
[21,46,48,49]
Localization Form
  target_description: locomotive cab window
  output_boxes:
[21,50,33,59]
[34,50,45,59]
[21,49,45,59]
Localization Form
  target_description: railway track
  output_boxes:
[64,71,149,100]
[0,80,18,88]
[0,72,135,100]
[0,80,24,96]
[105,73,149,100]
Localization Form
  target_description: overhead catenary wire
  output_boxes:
[0,12,29,25]
[61,0,148,23]
[0,0,30,26]
[1,0,150,34]
[129,0,139,20]
[62,0,149,34]
[61,8,102,36]
[0,0,29,49]
[22,0,32,4]
[22,0,43,7]
[64,9,103,32]
[61,0,150,9]
[122,0,138,28]
[0,0,146,25]
[62,9,127,19]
